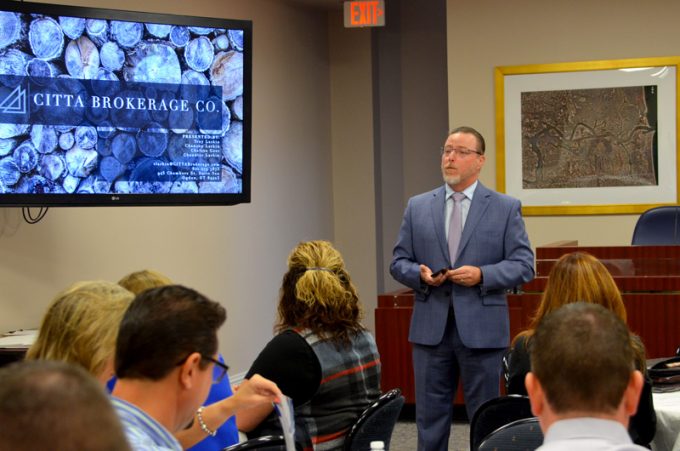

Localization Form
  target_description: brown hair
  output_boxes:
[449,126,486,154]
[115,285,226,380]
[515,252,646,371]
[275,240,365,344]
[518,252,626,335]
[531,302,636,414]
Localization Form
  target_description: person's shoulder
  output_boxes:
[266,329,309,349]
[350,329,379,351]
[358,328,376,342]
[409,186,445,203]
[247,329,318,381]
[477,183,521,205]
[112,399,181,451]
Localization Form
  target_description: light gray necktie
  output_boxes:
[448,192,465,265]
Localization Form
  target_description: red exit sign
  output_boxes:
[344,1,385,28]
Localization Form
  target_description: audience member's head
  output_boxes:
[515,251,648,371]
[534,251,627,323]
[112,284,281,448]
[115,284,226,381]
[276,240,365,343]
[0,360,130,451]
[112,284,230,436]
[526,302,643,431]
[118,269,173,295]
[26,280,134,383]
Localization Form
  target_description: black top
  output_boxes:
[504,335,657,447]
[245,330,322,438]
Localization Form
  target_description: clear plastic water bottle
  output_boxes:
[370,441,385,450]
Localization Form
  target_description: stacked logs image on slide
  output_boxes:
[0,10,245,196]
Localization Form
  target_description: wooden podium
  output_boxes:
[375,243,680,405]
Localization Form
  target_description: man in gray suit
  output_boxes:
[390,126,535,450]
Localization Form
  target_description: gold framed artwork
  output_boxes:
[495,57,680,215]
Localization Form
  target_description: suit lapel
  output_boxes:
[458,182,491,257]
[429,186,449,262]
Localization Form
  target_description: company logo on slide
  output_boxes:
[0,75,222,132]
[0,84,28,115]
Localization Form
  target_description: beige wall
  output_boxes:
[0,0,336,373]
[6,0,668,377]
[445,0,680,247]
[328,16,378,329]
[372,0,450,293]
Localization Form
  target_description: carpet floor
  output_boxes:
[390,420,470,451]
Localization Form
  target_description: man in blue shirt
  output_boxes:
[111,285,282,450]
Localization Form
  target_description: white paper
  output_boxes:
[275,395,296,451]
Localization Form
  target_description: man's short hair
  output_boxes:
[115,284,226,380]
[449,126,486,154]
[530,302,635,414]
[0,360,130,451]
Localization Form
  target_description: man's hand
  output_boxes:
[447,266,482,287]
[420,264,447,287]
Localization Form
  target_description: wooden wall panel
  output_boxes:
[376,245,680,407]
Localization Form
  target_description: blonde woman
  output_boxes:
[237,240,381,451]
[26,281,134,384]
[29,276,240,451]
[504,252,656,446]
[118,269,172,295]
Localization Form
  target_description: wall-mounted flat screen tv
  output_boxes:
[0,1,251,206]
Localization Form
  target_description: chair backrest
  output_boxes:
[477,417,543,451]
[469,395,534,451]
[222,435,286,451]
[343,388,405,451]
[632,206,680,245]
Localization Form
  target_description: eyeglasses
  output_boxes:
[202,356,230,384]
[440,147,483,158]
[175,353,230,384]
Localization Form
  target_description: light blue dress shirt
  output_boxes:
[111,397,182,451]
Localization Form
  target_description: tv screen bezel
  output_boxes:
[0,0,252,207]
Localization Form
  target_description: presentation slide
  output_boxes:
[0,8,247,199]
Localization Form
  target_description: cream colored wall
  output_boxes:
[328,17,378,330]
[0,0,335,373]
[445,0,680,247]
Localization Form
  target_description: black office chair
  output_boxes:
[222,435,286,451]
[477,417,543,451]
[343,388,405,451]
[631,206,680,245]
[469,395,534,451]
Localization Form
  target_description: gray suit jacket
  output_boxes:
[390,182,535,348]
